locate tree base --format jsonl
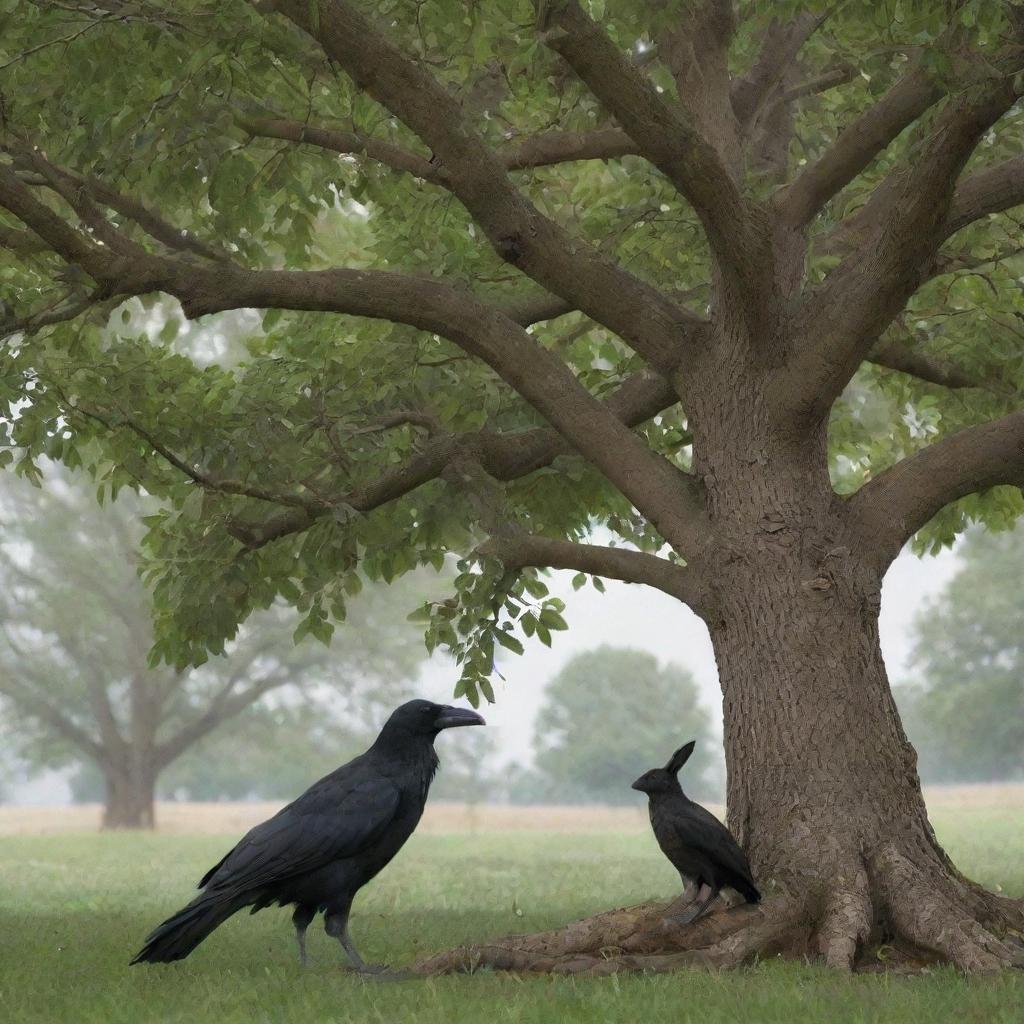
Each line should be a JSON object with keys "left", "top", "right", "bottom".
{"left": 414, "top": 846, "right": 1024, "bottom": 976}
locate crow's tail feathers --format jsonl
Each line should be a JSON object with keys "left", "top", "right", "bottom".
{"left": 735, "top": 877, "right": 762, "bottom": 904}
{"left": 130, "top": 891, "right": 245, "bottom": 965}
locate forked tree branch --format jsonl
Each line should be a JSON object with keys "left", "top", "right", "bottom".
{"left": 656, "top": 0, "right": 741, "bottom": 173}
{"left": 260, "top": 0, "right": 700, "bottom": 376}
{"left": 535, "top": 0, "right": 766, "bottom": 311}
{"left": 155, "top": 671, "right": 290, "bottom": 768}
{"left": 787, "top": 68, "right": 1024, "bottom": 421}
{"left": 0, "top": 159, "right": 688, "bottom": 521}
{"left": 214, "top": 372, "right": 684, "bottom": 551}
{"left": 849, "top": 410, "right": 1024, "bottom": 566}
{"left": 731, "top": 12, "right": 825, "bottom": 128}
{"left": 777, "top": 64, "right": 942, "bottom": 227}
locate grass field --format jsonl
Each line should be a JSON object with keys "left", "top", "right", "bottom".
{"left": 1, "top": 789, "right": 1022, "bottom": 1024}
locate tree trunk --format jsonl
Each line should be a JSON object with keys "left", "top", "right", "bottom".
{"left": 711, "top": 542, "right": 1021, "bottom": 972}
{"left": 102, "top": 766, "right": 156, "bottom": 830}
{"left": 416, "top": 443, "right": 1024, "bottom": 975}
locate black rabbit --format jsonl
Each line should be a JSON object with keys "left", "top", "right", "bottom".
{"left": 633, "top": 740, "right": 761, "bottom": 924}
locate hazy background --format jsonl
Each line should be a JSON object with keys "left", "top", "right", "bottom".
{"left": 1, "top": 470, "right": 965, "bottom": 810}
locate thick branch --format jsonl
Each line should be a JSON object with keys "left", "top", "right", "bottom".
{"left": 238, "top": 114, "right": 638, "bottom": 178}
{"left": 224, "top": 372, "right": 683, "bottom": 550}
{"left": 235, "top": 115, "right": 444, "bottom": 182}
{"left": 657, "top": 0, "right": 741, "bottom": 174}
{"left": 20, "top": 229, "right": 703, "bottom": 551}
{"left": 849, "top": 410, "right": 1024, "bottom": 566}
{"left": 780, "top": 64, "right": 858, "bottom": 104}
{"left": 501, "top": 126, "right": 637, "bottom": 170}
{"left": 0, "top": 163, "right": 103, "bottom": 266}
{"left": 866, "top": 335, "right": 1006, "bottom": 393}
{"left": 4, "top": 146, "right": 704, "bottom": 553}
{"left": 788, "top": 69, "right": 1024, "bottom": 420}
{"left": 0, "top": 222, "right": 48, "bottom": 254}
{"left": 536, "top": 0, "right": 761, "bottom": 298}
{"left": 261, "top": 0, "right": 698, "bottom": 376}
{"left": 778, "top": 65, "right": 942, "bottom": 227}
{"left": 731, "top": 13, "right": 824, "bottom": 128}
{"left": 478, "top": 533, "right": 709, "bottom": 616}
{"left": 943, "top": 156, "right": 1024, "bottom": 237}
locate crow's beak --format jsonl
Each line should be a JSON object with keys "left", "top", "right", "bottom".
{"left": 434, "top": 706, "right": 486, "bottom": 730}
{"left": 630, "top": 777, "right": 644, "bottom": 791}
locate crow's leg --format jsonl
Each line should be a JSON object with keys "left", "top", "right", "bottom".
{"left": 324, "top": 907, "right": 388, "bottom": 974}
{"left": 667, "top": 884, "right": 721, "bottom": 926}
{"left": 678, "top": 878, "right": 700, "bottom": 906}
{"left": 293, "top": 904, "right": 316, "bottom": 967}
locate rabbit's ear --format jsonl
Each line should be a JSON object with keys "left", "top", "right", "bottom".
{"left": 665, "top": 740, "right": 696, "bottom": 774}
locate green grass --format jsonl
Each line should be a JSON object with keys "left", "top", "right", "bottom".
{"left": 0, "top": 804, "right": 1021, "bottom": 1024}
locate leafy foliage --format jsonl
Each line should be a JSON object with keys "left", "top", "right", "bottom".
{"left": 0, "top": 0, "right": 1021, "bottom": 702}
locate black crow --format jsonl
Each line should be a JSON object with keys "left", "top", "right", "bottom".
{"left": 131, "top": 699, "right": 484, "bottom": 971}
{"left": 632, "top": 740, "right": 760, "bottom": 925}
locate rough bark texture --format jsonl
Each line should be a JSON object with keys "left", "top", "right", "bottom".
{"left": 413, "top": 362, "right": 1024, "bottom": 976}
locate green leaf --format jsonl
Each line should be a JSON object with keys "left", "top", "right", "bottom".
{"left": 495, "top": 630, "right": 524, "bottom": 655}
{"left": 540, "top": 608, "right": 568, "bottom": 631}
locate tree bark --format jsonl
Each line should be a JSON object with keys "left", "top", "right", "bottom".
{"left": 101, "top": 764, "right": 156, "bottom": 830}
{"left": 416, "top": 415, "right": 1024, "bottom": 976}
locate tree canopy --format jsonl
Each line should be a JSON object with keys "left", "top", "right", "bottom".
{"left": 1, "top": 1, "right": 1021, "bottom": 706}
{"left": 3, "top": 0, "right": 1024, "bottom": 973}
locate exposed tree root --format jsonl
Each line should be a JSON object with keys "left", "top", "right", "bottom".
{"left": 815, "top": 863, "right": 872, "bottom": 971}
{"left": 870, "top": 844, "right": 1024, "bottom": 974}
{"left": 412, "top": 846, "right": 1023, "bottom": 977}
{"left": 965, "top": 882, "right": 1024, "bottom": 934}
{"left": 413, "top": 895, "right": 808, "bottom": 976}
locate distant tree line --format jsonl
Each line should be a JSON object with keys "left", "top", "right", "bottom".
{"left": 897, "top": 528, "right": 1024, "bottom": 783}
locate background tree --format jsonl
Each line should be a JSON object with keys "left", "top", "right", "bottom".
{"left": 898, "top": 529, "right": 1024, "bottom": 783}
{"left": 1, "top": 0, "right": 1024, "bottom": 970}
{"left": 0, "top": 470, "right": 429, "bottom": 827}
{"left": 531, "top": 647, "right": 716, "bottom": 804}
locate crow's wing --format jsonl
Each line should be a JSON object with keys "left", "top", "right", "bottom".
{"left": 672, "top": 802, "right": 754, "bottom": 882}
{"left": 201, "top": 776, "right": 401, "bottom": 896}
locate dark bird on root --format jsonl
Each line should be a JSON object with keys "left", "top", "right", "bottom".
{"left": 130, "top": 699, "right": 484, "bottom": 972}
{"left": 632, "top": 740, "right": 761, "bottom": 925}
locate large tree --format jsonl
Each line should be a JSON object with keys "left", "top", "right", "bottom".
{"left": 0, "top": 470, "right": 426, "bottom": 827}
{"left": 1, "top": 0, "right": 1023, "bottom": 971}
